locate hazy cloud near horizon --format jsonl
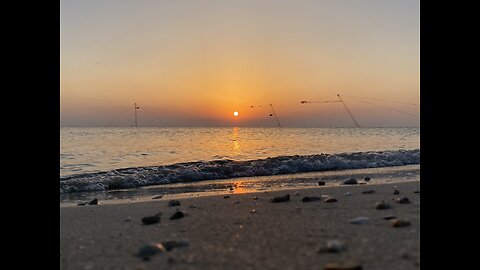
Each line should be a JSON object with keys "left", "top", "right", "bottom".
{"left": 61, "top": 0, "right": 419, "bottom": 127}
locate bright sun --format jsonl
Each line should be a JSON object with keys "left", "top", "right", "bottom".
{"left": 233, "top": 111, "right": 239, "bottom": 117}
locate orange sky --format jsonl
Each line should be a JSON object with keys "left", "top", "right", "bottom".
{"left": 61, "top": 0, "right": 419, "bottom": 127}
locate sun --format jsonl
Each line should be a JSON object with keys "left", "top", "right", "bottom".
{"left": 233, "top": 111, "right": 239, "bottom": 117}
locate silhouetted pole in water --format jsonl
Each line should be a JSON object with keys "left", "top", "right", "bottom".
{"left": 134, "top": 103, "right": 140, "bottom": 127}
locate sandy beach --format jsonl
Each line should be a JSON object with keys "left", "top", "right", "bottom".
{"left": 60, "top": 180, "right": 420, "bottom": 270}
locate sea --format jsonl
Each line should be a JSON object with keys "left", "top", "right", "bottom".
{"left": 60, "top": 127, "right": 419, "bottom": 201}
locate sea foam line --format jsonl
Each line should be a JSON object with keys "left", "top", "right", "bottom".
{"left": 60, "top": 149, "right": 420, "bottom": 194}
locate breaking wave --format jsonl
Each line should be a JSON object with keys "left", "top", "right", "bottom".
{"left": 60, "top": 149, "right": 419, "bottom": 193}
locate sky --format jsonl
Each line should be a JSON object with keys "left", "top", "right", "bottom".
{"left": 60, "top": 0, "right": 419, "bottom": 127}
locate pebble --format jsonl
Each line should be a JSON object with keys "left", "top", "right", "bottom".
{"left": 323, "top": 262, "right": 363, "bottom": 270}
{"left": 137, "top": 243, "right": 166, "bottom": 260}
{"left": 383, "top": 216, "right": 396, "bottom": 220}
{"left": 88, "top": 199, "right": 98, "bottom": 205}
{"left": 77, "top": 202, "right": 86, "bottom": 206}
{"left": 161, "top": 240, "right": 189, "bottom": 251}
{"left": 318, "top": 181, "right": 326, "bottom": 186}
{"left": 229, "top": 187, "right": 234, "bottom": 191}
{"left": 253, "top": 197, "right": 258, "bottom": 200}
{"left": 359, "top": 183, "right": 367, "bottom": 185}
{"left": 361, "top": 190, "right": 375, "bottom": 194}
{"left": 363, "top": 176, "right": 371, "bottom": 182}
{"left": 325, "top": 197, "right": 338, "bottom": 203}
{"left": 396, "top": 197, "right": 411, "bottom": 204}
{"left": 124, "top": 217, "right": 132, "bottom": 222}
{"left": 390, "top": 219, "right": 411, "bottom": 227}
{"left": 294, "top": 191, "right": 300, "bottom": 196}
{"left": 223, "top": 195, "right": 230, "bottom": 199}
{"left": 170, "top": 211, "right": 185, "bottom": 220}
{"left": 375, "top": 202, "right": 391, "bottom": 210}
{"left": 414, "top": 190, "right": 420, "bottom": 194}
{"left": 318, "top": 240, "right": 347, "bottom": 253}
{"left": 393, "top": 190, "right": 400, "bottom": 195}
{"left": 349, "top": 217, "right": 369, "bottom": 225}
{"left": 302, "top": 196, "right": 321, "bottom": 202}
{"left": 168, "top": 200, "right": 181, "bottom": 207}
{"left": 344, "top": 192, "right": 352, "bottom": 196}
{"left": 343, "top": 179, "right": 358, "bottom": 185}
{"left": 142, "top": 214, "right": 161, "bottom": 225}
{"left": 270, "top": 194, "right": 290, "bottom": 203}
{"left": 250, "top": 209, "right": 257, "bottom": 214}
{"left": 152, "top": 195, "right": 164, "bottom": 200}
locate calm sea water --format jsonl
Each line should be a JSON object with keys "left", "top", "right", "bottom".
{"left": 60, "top": 127, "right": 419, "bottom": 177}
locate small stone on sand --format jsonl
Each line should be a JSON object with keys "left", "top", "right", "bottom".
{"left": 393, "top": 190, "right": 400, "bottom": 195}
{"left": 390, "top": 219, "right": 411, "bottom": 227}
{"left": 323, "top": 262, "right": 363, "bottom": 270}
{"left": 383, "top": 216, "right": 396, "bottom": 220}
{"left": 396, "top": 197, "right": 411, "bottom": 204}
{"left": 142, "top": 214, "right": 161, "bottom": 225}
{"left": 137, "top": 243, "right": 166, "bottom": 260}
{"left": 250, "top": 209, "right": 257, "bottom": 213}
{"left": 88, "top": 199, "right": 98, "bottom": 205}
{"left": 223, "top": 195, "right": 230, "bottom": 199}
{"left": 344, "top": 192, "right": 352, "bottom": 196}
{"left": 325, "top": 197, "right": 338, "bottom": 203}
{"left": 318, "top": 240, "right": 347, "bottom": 253}
{"left": 270, "top": 194, "right": 290, "bottom": 203}
{"left": 170, "top": 210, "right": 184, "bottom": 220}
{"left": 168, "top": 200, "right": 181, "bottom": 207}
{"left": 161, "top": 240, "right": 189, "bottom": 251}
{"left": 375, "top": 202, "right": 391, "bottom": 210}
{"left": 253, "top": 197, "right": 258, "bottom": 200}
{"left": 414, "top": 190, "right": 420, "bottom": 194}
{"left": 152, "top": 195, "right": 163, "bottom": 200}
{"left": 361, "top": 190, "right": 375, "bottom": 194}
{"left": 318, "top": 181, "right": 326, "bottom": 186}
{"left": 349, "top": 217, "right": 369, "bottom": 225}
{"left": 343, "top": 179, "right": 358, "bottom": 185}
{"left": 364, "top": 176, "right": 371, "bottom": 182}
{"left": 77, "top": 202, "right": 86, "bottom": 206}
{"left": 294, "top": 191, "right": 300, "bottom": 196}
{"left": 302, "top": 196, "right": 321, "bottom": 202}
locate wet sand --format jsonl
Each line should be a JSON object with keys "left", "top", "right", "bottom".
{"left": 60, "top": 181, "right": 420, "bottom": 270}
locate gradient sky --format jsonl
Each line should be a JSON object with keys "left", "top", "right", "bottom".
{"left": 61, "top": 0, "right": 419, "bottom": 127}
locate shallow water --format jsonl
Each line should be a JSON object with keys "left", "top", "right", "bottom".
{"left": 61, "top": 127, "right": 419, "bottom": 177}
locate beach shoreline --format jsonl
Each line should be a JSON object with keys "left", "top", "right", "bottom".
{"left": 60, "top": 179, "right": 420, "bottom": 270}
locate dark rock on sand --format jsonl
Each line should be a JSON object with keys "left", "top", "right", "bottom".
{"left": 88, "top": 199, "right": 98, "bottom": 205}
{"left": 170, "top": 211, "right": 185, "bottom": 220}
{"left": 137, "top": 243, "right": 166, "bottom": 260}
{"left": 302, "top": 196, "right": 322, "bottom": 202}
{"left": 152, "top": 195, "right": 163, "bottom": 200}
{"left": 390, "top": 219, "right": 411, "bottom": 227}
{"left": 375, "top": 202, "right": 391, "bottom": 210}
{"left": 168, "top": 200, "right": 181, "bottom": 207}
{"left": 364, "top": 176, "right": 371, "bottom": 182}
{"left": 250, "top": 209, "right": 257, "bottom": 213}
{"left": 142, "top": 214, "right": 161, "bottom": 225}
{"left": 396, "top": 197, "right": 411, "bottom": 204}
{"left": 325, "top": 197, "right": 338, "bottom": 203}
{"left": 253, "top": 197, "right": 258, "bottom": 200}
{"left": 349, "top": 217, "right": 369, "bottom": 225}
{"left": 343, "top": 179, "right": 358, "bottom": 185}
{"left": 414, "top": 190, "right": 420, "bottom": 194}
{"left": 318, "top": 181, "right": 326, "bottom": 186}
{"left": 161, "top": 240, "right": 189, "bottom": 251}
{"left": 77, "top": 202, "right": 86, "bottom": 206}
{"left": 318, "top": 240, "right": 347, "bottom": 253}
{"left": 383, "top": 216, "right": 396, "bottom": 220}
{"left": 271, "top": 194, "right": 290, "bottom": 203}
{"left": 393, "top": 190, "right": 400, "bottom": 195}
{"left": 361, "top": 190, "right": 375, "bottom": 194}
{"left": 224, "top": 195, "right": 230, "bottom": 199}
{"left": 323, "top": 262, "right": 363, "bottom": 270}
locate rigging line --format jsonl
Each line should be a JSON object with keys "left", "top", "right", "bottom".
{"left": 351, "top": 98, "right": 420, "bottom": 118}
{"left": 106, "top": 107, "right": 132, "bottom": 127}
{"left": 342, "top": 94, "right": 419, "bottom": 106}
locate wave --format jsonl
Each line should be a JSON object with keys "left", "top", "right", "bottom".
{"left": 60, "top": 149, "right": 420, "bottom": 194}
